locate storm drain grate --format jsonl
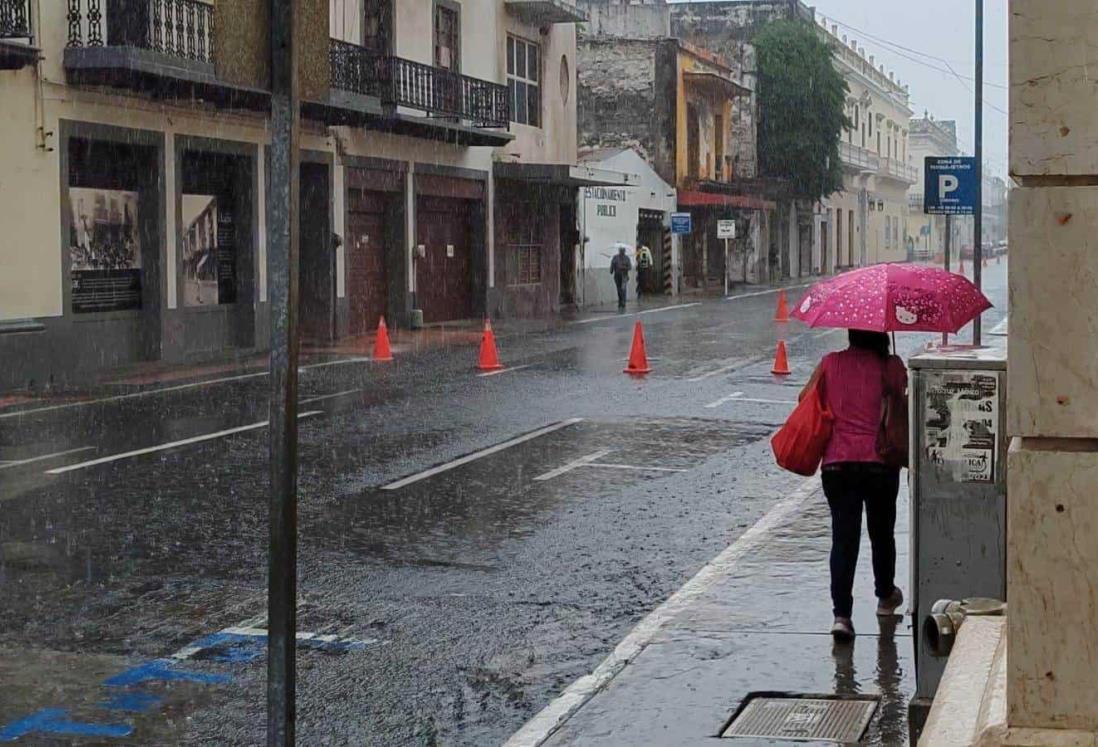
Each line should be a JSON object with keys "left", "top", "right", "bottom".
{"left": 722, "top": 695, "right": 878, "bottom": 742}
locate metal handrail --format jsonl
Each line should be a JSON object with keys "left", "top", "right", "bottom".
{"left": 0, "top": 0, "right": 30, "bottom": 39}
{"left": 330, "top": 40, "right": 510, "bottom": 129}
{"left": 66, "top": 0, "right": 215, "bottom": 64}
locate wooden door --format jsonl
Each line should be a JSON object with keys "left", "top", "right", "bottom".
{"left": 346, "top": 190, "right": 388, "bottom": 336}
{"left": 416, "top": 197, "right": 472, "bottom": 323}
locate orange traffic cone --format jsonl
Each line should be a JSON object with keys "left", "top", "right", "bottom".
{"left": 771, "top": 340, "right": 791, "bottom": 376}
{"left": 373, "top": 316, "right": 393, "bottom": 361}
{"left": 477, "top": 318, "right": 504, "bottom": 371}
{"left": 623, "top": 321, "right": 652, "bottom": 375}
{"left": 774, "top": 289, "right": 790, "bottom": 322}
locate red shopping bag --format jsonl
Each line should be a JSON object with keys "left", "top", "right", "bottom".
{"left": 771, "top": 378, "right": 833, "bottom": 476}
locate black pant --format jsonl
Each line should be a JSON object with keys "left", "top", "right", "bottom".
{"left": 821, "top": 463, "right": 900, "bottom": 618}
{"left": 614, "top": 274, "right": 627, "bottom": 308}
{"left": 636, "top": 267, "right": 648, "bottom": 296}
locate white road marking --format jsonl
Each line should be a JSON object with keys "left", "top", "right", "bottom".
{"left": 477, "top": 364, "right": 533, "bottom": 378}
{"left": 0, "top": 446, "right": 96, "bottom": 471}
{"left": 571, "top": 303, "right": 701, "bottom": 325}
{"left": 0, "top": 371, "right": 270, "bottom": 420}
{"left": 704, "top": 392, "right": 744, "bottom": 408}
{"left": 989, "top": 318, "right": 1008, "bottom": 336}
{"left": 45, "top": 411, "right": 323, "bottom": 475}
{"left": 503, "top": 475, "right": 823, "bottom": 747}
{"left": 724, "top": 282, "right": 811, "bottom": 301}
{"left": 733, "top": 397, "right": 798, "bottom": 405}
{"left": 300, "top": 356, "right": 373, "bottom": 369}
{"left": 170, "top": 623, "right": 381, "bottom": 661}
{"left": 382, "top": 418, "right": 584, "bottom": 490}
{"left": 0, "top": 357, "right": 375, "bottom": 421}
{"left": 687, "top": 360, "right": 749, "bottom": 382}
{"left": 533, "top": 449, "right": 614, "bottom": 481}
{"left": 300, "top": 388, "right": 362, "bottom": 404}
{"left": 581, "top": 463, "right": 686, "bottom": 473}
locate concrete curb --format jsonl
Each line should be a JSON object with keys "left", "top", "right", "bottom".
{"left": 503, "top": 475, "right": 822, "bottom": 747}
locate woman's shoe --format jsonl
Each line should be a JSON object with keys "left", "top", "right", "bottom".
{"left": 876, "top": 587, "right": 904, "bottom": 617}
{"left": 830, "top": 617, "right": 855, "bottom": 642}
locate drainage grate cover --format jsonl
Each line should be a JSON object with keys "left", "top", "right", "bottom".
{"left": 722, "top": 695, "right": 878, "bottom": 743}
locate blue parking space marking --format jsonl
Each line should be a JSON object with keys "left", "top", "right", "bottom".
{"left": 104, "top": 659, "right": 232, "bottom": 687}
{"left": 0, "top": 621, "right": 380, "bottom": 742}
{"left": 98, "top": 693, "right": 163, "bottom": 713}
{"left": 0, "top": 709, "right": 133, "bottom": 741}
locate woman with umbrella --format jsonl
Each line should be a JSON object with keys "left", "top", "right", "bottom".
{"left": 791, "top": 264, "right": 992, "bottom": 642}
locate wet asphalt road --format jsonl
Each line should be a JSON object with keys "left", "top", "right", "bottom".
{"left": 0, "top": 264, "right": 1008, "bottom": 745}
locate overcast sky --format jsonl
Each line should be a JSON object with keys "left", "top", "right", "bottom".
{"left": 808, "top": 0, "right": 1009, "bottom": 179}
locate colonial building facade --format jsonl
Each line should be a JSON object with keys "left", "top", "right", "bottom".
{"left": 816, "top": 14, "right": 917, "bottom": 273}
{"left": 0, "top": 0, "right": 614, "bottom": 389}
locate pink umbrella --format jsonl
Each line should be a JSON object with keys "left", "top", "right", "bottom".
{"left": 792, "top": 263, "right": 992, "bottom": 333}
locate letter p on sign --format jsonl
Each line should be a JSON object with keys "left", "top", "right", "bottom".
{"left": 939, "top": 174, "right": 959, "bottom": 198}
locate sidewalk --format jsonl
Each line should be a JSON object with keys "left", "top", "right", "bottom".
{"left": 508, "top": 477, "right": 914, "bottom": 747}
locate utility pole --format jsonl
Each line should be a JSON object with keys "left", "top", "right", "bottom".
{"left": 267, "top": 0, "right": 300, "bottom": 743}
{"left": 973, "top": 0, "right": 984, "bottom": 345}
{"left": 943, "top": 215, "right": 952, "bottom": 346}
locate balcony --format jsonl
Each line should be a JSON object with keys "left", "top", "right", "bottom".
{"left": 839, "top": 141, "right": 879, "bottom": 172}
{"left": 328, "top": 39, "right": 512, "bottom": 146}
{"left": 504, "top": 0, "right": 586, "bottom": 25}
{"left": 0, "top": 0, "right": 38, "bottom": 69}
{"left": 63, "top": 0, "right": 266, "bottom": 110}
{"left": 882, "top": 157, "right": 919, "bottom": 184}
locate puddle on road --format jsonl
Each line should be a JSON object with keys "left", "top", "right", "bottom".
{"left": 304, "top": 418, "right": 774, "bottom": 566}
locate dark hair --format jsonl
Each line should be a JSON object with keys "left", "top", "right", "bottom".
{"left": 848, "top": 329, "right": 890, "bottom": 359}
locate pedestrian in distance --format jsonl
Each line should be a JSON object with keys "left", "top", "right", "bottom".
{"left": 610, "top": 245, "right": 632, "bottom": 311}
{"left": 635, "top": 242, "right": 653, "bottom": 298}
{"left": 800, "top": 329, "right": 908, "bottom": 642}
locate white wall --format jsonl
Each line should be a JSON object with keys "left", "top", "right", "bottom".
{"left": 578, "top": 149, "right": 677, "bottom": 308}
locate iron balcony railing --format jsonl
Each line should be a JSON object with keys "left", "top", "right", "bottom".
{"left": 1, "top": 0, "right": 30, "bottom": 38}
{"left": 66, "top": 0, "right": 214, "bottom": 64}
{"left": 883, "top": 158, "right": 919, "bottom": 183}
{"left": 330, "top": 39, "right": 510, "bottom": 129}
{"left": 908, "top": 192, "right": 924, "bottom": 209}
{"left": 838, "top": 141, "right": 880, "bottom": 171}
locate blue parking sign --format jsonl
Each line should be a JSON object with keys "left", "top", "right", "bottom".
{"left": 670, "top": 212, "right": 692, "bottom": 235}
{"left": 923, "top": 157, "right": 977, "bottom": 215}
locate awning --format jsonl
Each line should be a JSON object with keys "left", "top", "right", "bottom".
{"left": 678, "top": 190, "right": 774, "bottom": 211}
{"left": 494, "top": 162, "right": 638, "bottom": 187}
{"left": 683, "top": 71, "right": 752, "bottom": 99}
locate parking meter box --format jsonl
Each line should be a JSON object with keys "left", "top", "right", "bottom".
{"left": 907, "top": 346, "right": 1007, "bottom": 737}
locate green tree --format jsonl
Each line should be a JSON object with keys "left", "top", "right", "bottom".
{"left": 754, "top": 20, "right": 850, "bottom": 201}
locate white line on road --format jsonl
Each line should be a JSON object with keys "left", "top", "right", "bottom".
{"left": 571, "top": 303, "right": 701, "bottom": 325}
{"left": 300, "top": 388, "right": 362, "bottom": 404}
{"left": 989, "top": 318, "right": 1008, "bottom": 336}
{"left": 687, "top": 360, "right": 749, "bottom": 382}
{"left": 0, "top": 371, "right": 270, "bottom": 421}
{"left": 703, "top": 392, "right": 744, "bottom": 408}
{"left": 477, "top": 364, "right": 533, "bottom": 378}
{"left": 733, "top": 397, "right": 798, "bottom": 405}
{"left": 581, "top": 463, "right": 686, "bottom": 473}
{"left": 45, "top": 411, "right": 323, "bottom": 475}
{"left": 502, "top": 475, "right": 823, "bottom": 747}
{"left": 382, "top": 418, "right": 584, "bottom": 490}
{"left": 0, "top": 446, "right": 96, "bottom": 471}
{"left": 724, "top": 283, "right": 811, "bottom": 301}
{"left": 0, "top": 357, "right": 375, "bottom": 421}
{"left": 533, "top": 449, "right": 614, "bottom": 481}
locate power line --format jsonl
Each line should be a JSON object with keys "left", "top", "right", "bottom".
{"left": 825, "top": 17, "right": 1008, "bottom": 91}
